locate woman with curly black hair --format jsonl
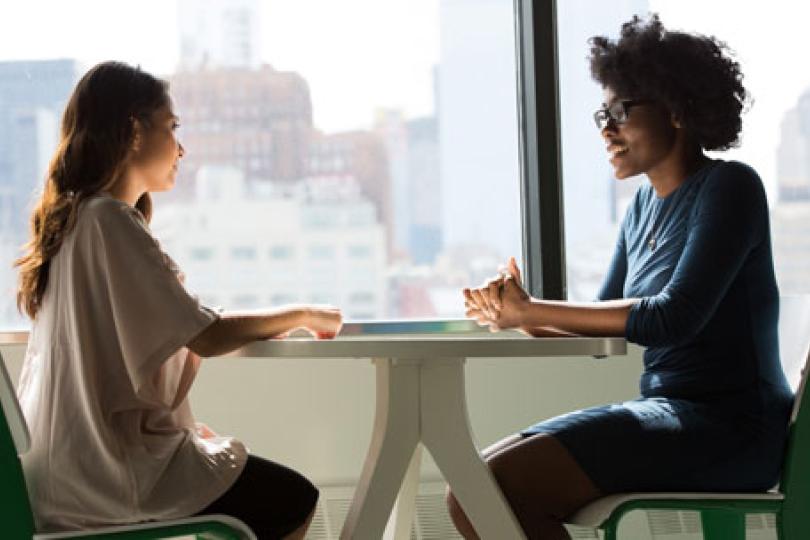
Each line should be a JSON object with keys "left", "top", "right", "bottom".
{"left": 451, "top": 14, "right": 793, "bottom": 540}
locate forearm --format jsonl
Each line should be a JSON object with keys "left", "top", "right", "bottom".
{"left": 520, "top": 298, "right": 639, "bottom": 337}
{"left": 188, "top": 307, "right": 308, "bottom": 357}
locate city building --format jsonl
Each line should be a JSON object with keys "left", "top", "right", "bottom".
{"left": 373, "top": 109, "right": 442, "bottom": 265}
{"left": 404, "top": 115, "right": 442, "bottom": 264}
{"left": 169, "top": 65, "right": 315, "bottom": 196}
{"left": 307, "top": 129, "right": 393, "bottom": 259}
{"left": 178, "top": 0, "right": 262, "bottom": 70}
{"left": 772, "top": 201, "right": 810, "bottom": 295}
{"left": 0, "top": 59, "right": 78, "bottom": 238}
{"left": 777, "top": 89, "right": 810, "bottom": 202}
{"left": 152, "top": 165, "right": 387, "bottom": 320}
{"left": 772, "top": 91, "right": 810, "bottom": 295}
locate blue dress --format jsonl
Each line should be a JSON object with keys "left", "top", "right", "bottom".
{"left": 523, "top": 160, "right": 794, "bottom": 493}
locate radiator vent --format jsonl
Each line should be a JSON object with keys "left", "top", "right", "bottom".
{"left": 645, "top": 509, "right": 777, "bottom": 540}
{"left": 305, "top": 481, "right": 462, "bottom": 540}
{"left": 305, "top": 484, "right": 779, "bottom": 540}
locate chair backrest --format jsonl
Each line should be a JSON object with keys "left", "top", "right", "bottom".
{"left": 0, "top": 350, "right": 30, "bottom": 455}
{"left": 777, "top": 296, "right": 810, "bottom": 538}
{"left": 0, "top": 349, "right": 36, "bottom": 538}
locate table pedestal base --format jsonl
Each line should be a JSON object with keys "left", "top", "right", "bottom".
{"left": 340, "top": 358, "right": 526, "bottom": 540}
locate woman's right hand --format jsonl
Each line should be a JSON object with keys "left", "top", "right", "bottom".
{"left": 301, "top": 306, "right": 343, "bottom": 339}
{"left": 464, "top": 256, "right": 524, "bottom": 329}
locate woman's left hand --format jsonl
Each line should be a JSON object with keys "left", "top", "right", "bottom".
{"left": 488, "top": 274, "right": 531, "bottom": 330}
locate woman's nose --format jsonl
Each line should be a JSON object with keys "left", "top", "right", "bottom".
{"left": 178, "top": 142, "right": 185, "bottom": 158}
{"left": 601, "top": 119, "right": 619, "bottom": 137}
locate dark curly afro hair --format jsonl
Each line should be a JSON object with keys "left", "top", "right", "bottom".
{"left": 589, "top": 14, "right": 748, "bottom": 151}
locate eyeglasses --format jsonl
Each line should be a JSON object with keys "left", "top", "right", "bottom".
{"left": 593, "top": 99, "right": 652, "bottom": 129}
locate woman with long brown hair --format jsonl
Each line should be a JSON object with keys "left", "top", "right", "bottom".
{"left": 15, "top": 61, "right": 341, "bottom": 539}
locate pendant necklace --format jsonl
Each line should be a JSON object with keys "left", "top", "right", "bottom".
{"left": 647, "top": 197, "right": 676, "bottom": 250}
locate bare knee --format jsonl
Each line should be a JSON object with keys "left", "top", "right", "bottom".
{"left": 487, "top": 435, "right": 600, "bottom": 521}
{"left": 445, "top": 488, "right": 460, "bottom": 521}
{"left": 445, "top": 487, "right": 480, "bottom": 540}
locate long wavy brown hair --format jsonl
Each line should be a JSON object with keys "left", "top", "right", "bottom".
{"left": 15, "top": 61, "right": 169, "bottom": 319}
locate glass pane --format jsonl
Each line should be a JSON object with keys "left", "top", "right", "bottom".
{"left": 557, "top": 0, "right": 649, "bottom": 301}
{"left": 559, "top": 0, "right": 810, "bottom": 300}
{"left": 0, "top": 0, "right": 522, "bottom": 329}
{"left": 647, "top": 1, "right": 810, "bottom": 298}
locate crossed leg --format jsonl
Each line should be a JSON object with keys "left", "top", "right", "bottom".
{"left": 446, "top": 433, "right": 601, "bottom": 540}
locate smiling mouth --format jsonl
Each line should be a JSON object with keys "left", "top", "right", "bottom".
{"left": 608, "top": 146, "right": 629, "bottom": 158}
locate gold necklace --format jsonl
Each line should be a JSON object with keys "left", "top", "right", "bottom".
{"left": 647, "top": 197, "right": 676, "bottom": 250}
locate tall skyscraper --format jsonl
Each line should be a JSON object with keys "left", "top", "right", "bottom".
{"left": 0, "top": 59, "right": 78, "bottom": 238}
{"left": 372, "top": 109, "right": 442, "bottom": 264}
{"left": 373, "top": 109, "right": 410, "bottom": 257}
{"left": 776, "top": 90, "right": 810, "bottom": 202}
{"left": 405, "top": 115, "right": 442, "bottom": 264}
{"left": 772, "top": 90, "right": 810, "bottom": 294}
{"left": 178, "top": 0, "right": 262, "bottom": 70}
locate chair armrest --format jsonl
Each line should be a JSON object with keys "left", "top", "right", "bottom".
{"left": 33, "top": 514, "right": 256, "bottom": 540}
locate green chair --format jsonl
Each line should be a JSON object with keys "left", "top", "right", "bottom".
{"left": 567, "top": 295, "right": 810, "bottom": 540}
{"left": 0, "top": 349, "right": 255, "bottom": 540}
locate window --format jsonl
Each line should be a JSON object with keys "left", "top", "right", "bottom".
{"left": 557, "top": 1, "right": 810, "bottom": 301}
{"left": 190, "top": 247, "right": 215, "bottom": 261}
{"left": 644, "top": 1, "right": 810, "bottom": 299}
{"left": 349, "top": 292, "right": 375, "bottom": 304}
{"left": 232, "top": 294, "right": 259, "bottom": 308}
{"left": 308, "top": 245, "right": 335, "bottom": 261}
{"left": 269, "top": 245, "right": 296, "bottom": 260}
{"left": 558, "top": 0, "right": 810, "bottom": 308}
{"left": 0, "top": 0, "right": 523, "bottom": 327}
{"left": 309, "top": 293, "right": 336, "bottom": 304}
{"left": 270, "top": 293, "right": 298, "bottom": 305}
{"left": 231, "top": 246, "right": 257, "bottom": 260}
{"left": 554, "top": 2, "right": 646, "bottom": 301}
{"left": 347, "top": 245, "right": 372, "bottom": 259}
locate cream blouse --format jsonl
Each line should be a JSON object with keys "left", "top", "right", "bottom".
{"left": 17, "top": 194, "right": 246, "bottom": 532}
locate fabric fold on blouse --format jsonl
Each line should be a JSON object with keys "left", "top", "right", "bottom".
{"left": 17, "top": 194, "right": 247, "bottom": 532}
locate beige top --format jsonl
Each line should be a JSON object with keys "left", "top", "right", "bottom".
{"left": 17, "top": 194, "right": 246, "bottom": 532}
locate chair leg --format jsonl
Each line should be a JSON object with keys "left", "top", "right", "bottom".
{"left": 700, "top": 509, "right": 745, "bottom": 540}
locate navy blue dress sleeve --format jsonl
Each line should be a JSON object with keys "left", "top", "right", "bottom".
{"left": 597, "top": 219, "right": 627, "bottom": 301}
{"left": 626, "top": 162, "right": 767, "bottom": 347}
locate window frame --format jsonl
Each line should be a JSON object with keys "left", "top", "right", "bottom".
{"left": 516, "top": 0, "right": 567, "bottom": 301}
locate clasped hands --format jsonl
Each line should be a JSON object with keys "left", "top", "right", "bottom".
{"left": 463, "top": 256, "right": 531, "bottom": 332}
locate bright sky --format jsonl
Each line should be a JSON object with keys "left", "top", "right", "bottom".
{"left": 0, "top": 0, "right": 438, "bottom": 133}
{"left": 1, "top": 0, "right": 809, "bottom": 192}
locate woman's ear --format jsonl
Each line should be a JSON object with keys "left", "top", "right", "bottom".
{"left": 671, "top": 112, "right": 683, "bottom": 129}
{"left": 130, "top": 118, "right": 143, "bottom": 153}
